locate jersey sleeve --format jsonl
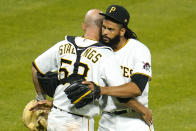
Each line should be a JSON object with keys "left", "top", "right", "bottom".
{"left": 132, "top": 44, "right": 152, "bottom": 78}
{"left": 100, "top": 52, "right": 125, "bottom": 86}
{"left": 33, "top": 42, "right": 61, "bottom": 74}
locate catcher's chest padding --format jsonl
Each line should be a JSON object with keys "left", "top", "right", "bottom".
{"left": 66, "top": 36, "right": 106, "bottom": 74}
{"left": 60, "top": 36, "right": 107, "bottom": 84}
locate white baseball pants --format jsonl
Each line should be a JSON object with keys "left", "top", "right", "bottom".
{"left": 47, "top": 107, "right": 94, "bottom": 131}
{"left": 98, "top": 112, "right": 154, "bottom": 131}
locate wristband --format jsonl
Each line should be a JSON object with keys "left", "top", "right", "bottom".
{"left": 36, "top": 93, "right": 46, "bottom": 101}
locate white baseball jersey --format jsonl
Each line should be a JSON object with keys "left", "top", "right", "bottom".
{"left": 99, "top": 39, "right": 153, "bottom": 131}
{"left": 34, "top": 36, "right": 125, "bottom": 117}
{"left": 101, "top": 38, "right": 152, "bottom": 111}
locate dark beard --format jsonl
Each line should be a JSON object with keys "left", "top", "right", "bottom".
{"left": 99, "top": 34, "right": 120, "bottom": 49}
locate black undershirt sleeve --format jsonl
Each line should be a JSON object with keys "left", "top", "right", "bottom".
{"left": 116, "top": 74, "right": 149, "bottom": 103}
{"left": 131, "top": 74, "right": 149, "bottom": 93}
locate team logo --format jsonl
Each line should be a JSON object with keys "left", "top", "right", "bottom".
{"left": 143, "top": 62, "right": 151, "bottom": 72}
{"left": 109, "top": 7, "right": 116, "bottom": 13}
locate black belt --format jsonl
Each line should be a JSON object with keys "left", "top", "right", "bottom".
{"left": 53, "top": 105, "right": 83, "bottom": 117}
{"left": 105, "top": 109, "right": 135, "bottom": 115}
{"left": 113, "top": 110, "right": 128, "bottom": 115}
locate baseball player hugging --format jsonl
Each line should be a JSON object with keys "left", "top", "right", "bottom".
{"left": 27, "top": 6, "right": 155, "bottom": 131}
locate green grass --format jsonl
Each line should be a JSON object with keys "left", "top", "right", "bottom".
{"left": 0, "top": 0, "right": 195, "bottom": 130}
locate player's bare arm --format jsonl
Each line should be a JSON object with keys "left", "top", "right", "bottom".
{"left": 29, "top": 100, "right": 53, "bottom": 111}
{"left": 126, "top": 99, "right": 152, "bottom": 126}
{"left": 101, "top": 82, "right": 141, "bottom": 97}
{"left": 32, "top": 66, "right": 46, "bottom": 100}
{"left": 82, "top": 80, "right": 153, "bottom": 125}
{"left": 83, "top": 81, "right": 141, "bottom": 97}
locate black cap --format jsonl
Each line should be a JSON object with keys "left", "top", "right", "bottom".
{"left": 100, "top": 5, "right": 130, "bottom": 27}
{"left": 100, "top": 5, "right": 137, "bottom": 39}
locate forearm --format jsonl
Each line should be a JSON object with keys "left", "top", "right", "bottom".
{"left": 100, "top": 82, "right": 141, "bottom": 98}
{"left": 126, "top": 99, "right": 153, "bottom": 126}
{"left": 126, "top": 99, "right": 147, "bottom": 115}
{"left": 30, "top": 100, "right": 53, "bottom": 111}
{"left": 32, "top": 66, "right": 46, "bottom": 100}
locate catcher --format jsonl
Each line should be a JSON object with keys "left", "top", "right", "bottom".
{"left": 31, "top": 8, "right": 128, "bottom": 131}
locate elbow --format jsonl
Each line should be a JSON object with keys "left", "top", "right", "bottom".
{"left": 125, "top": 87, "right": 141, "bottom": 98}
{"left": 135, "top": 89, "right": 142, "bottom": 96}
{"left": 131, "top": 82, "right": 142, "bottom": 97}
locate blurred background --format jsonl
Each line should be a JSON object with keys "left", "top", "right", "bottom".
{"left": 0, "top": 0, "right": 195, "bottom": 130}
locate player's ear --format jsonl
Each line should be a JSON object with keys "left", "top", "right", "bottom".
{"left": 82, "top": 23, "right": 86, "bottom": 32}
{"left": 120, "top": 28, "right": 126, "bottom": 37}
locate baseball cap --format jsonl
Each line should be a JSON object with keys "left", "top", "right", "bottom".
{"left": 99, "top": 5, "right": 130, "bottom": 27}
{"left": 100, "top": 5, "right": 138, "bottom": 39}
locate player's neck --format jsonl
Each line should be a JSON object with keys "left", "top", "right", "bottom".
{"left": 84, "top": 28, "right": 99, "bottom": 41}
{"left": 114, "top": 37, "right": 128, "bottom": 52}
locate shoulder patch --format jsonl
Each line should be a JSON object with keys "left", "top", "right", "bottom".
{"left": 142, "top": 62, "right": 151, "bottom": 72}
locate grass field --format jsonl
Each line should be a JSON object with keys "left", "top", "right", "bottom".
{"left": 0, "top": 0, "right": 195, "bottom": 130}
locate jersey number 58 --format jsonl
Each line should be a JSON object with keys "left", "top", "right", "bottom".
{"left": 59, "top": 58, "right": 89, "bottom": 80}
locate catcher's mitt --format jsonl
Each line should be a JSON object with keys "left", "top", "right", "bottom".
{"left": 22, "top": 100, "right": 48, "bottom": 131}
{"left": 64, "top": 80, "right": 101, "bottom": 108}
{"left": 37, "top": 71, "right": 59, "bottom": 98}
